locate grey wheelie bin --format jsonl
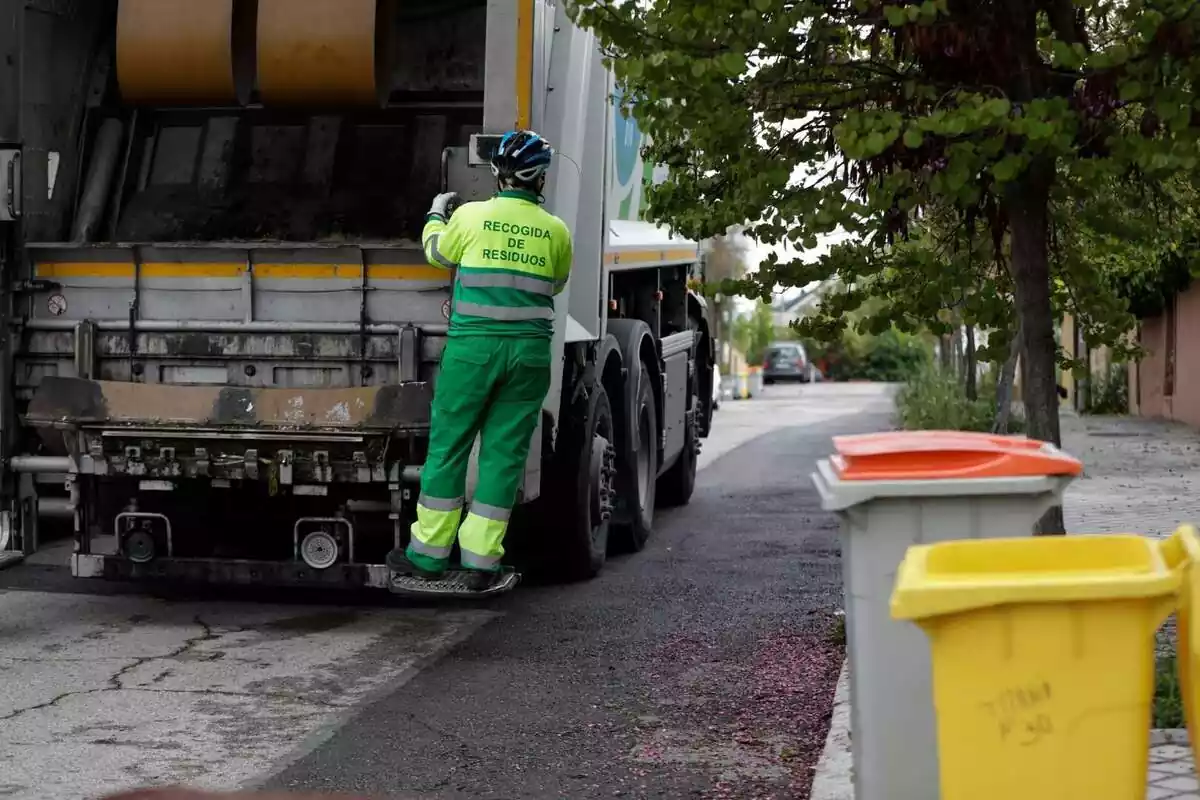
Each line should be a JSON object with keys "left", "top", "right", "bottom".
{"left": 811, "top": 430, "right": 1083, "bottom": 800}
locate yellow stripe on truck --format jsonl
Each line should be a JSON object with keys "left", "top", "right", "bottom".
{"left": 516, "top": 0, "right": 534, "bottom": 130}
{"left": 36, "top": 262, "right": 139, "bottom": 278}
{"left": 254, "top": 263, "right": 361, "bottom": 279}
{"left": 604, "top": 248, "right": 698, "bottom": 267}
{"left": 369, "top": 265, "right": 446, "bottom": 281}
{"left": 34, "top": 263, "right": 448, "bottom": 281}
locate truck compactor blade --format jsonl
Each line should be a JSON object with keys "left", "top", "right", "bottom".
{"left": 26, "top": 377, "right": 432, "bottom": 432}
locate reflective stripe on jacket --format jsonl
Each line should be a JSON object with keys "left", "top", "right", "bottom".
{"left": 422, "top": 190, "right": 573, "bottom": 338}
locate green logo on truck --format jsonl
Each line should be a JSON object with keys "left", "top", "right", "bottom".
{"left": 610, "top": 93, "right": 661, "bottom": 222}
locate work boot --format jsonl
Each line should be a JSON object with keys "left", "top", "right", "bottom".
{"left": 386, "top": 549, "right": 444, "bottom": 580}
{"left": 462, "top": 568, "right": 503, "bottom": 592}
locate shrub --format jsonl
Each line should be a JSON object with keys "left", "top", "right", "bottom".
{"left": 1084, "top": 364, "right": 1129, "bottom": 415}
{"left": 805, "top": 326, "right": 932, "bottom": 382}
{"left": 895, "top": 365, "right": 1026, "bottom": 434}
{"left": 1154, "top": 653, "right": 1184, "bottom": 729}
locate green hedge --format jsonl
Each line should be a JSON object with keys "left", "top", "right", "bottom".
{"left": 804, "top": 327, "right": 932, "bottom": 382}
{"left": 894, "top": 365, "right": 1025, "bottom": 433}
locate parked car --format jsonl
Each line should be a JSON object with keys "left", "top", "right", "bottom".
{"left": 763, "top": 342, "right": 815, "bottom": 384}
{"left": 712, "top": 364, "right": 721, "bottom": 410}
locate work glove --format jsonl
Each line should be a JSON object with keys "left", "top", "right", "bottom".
{"left": 428, "top": 192, "right": 462, "bottom": 222}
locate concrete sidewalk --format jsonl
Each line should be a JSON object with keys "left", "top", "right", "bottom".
{"left": 812, "top": 410, "right": 1200, "bottom": 800}
{"left": 1060, "top": 411, "right": 1200, "bottom": 539}
{"left": 1061, "top": 411, "right": 1200, "bottom": 798}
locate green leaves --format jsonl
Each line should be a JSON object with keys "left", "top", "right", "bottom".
{"left": 883, "top": 5, "right": 908, "bottom": 26}
{"left": 569, "top": 0, "right": 1200, "bottom": 367}
{"left": 719, "top": 50, "right": 746, "bottom": 76}
{"left": 1050, "top": 40, "right": 1088, "bottom": 70}
{"left": 982, "top": 98, "right": 1011, "bottom": 120}
{"left": 991, "top": 154, "right": 1026, "bottom": 183}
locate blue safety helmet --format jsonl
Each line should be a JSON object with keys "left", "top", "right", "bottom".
{"left": 491, "top": 130, "right": 554, "bottom": 186}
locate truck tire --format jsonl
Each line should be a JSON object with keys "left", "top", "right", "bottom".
{"left": 555, "top": 381, "right": 617, "bottom": 580}
{"left": 611, "top": 362, "right": 658, "bottom": 553}
{"left": 657, "top": 376, "right": 698, "bottom": 509}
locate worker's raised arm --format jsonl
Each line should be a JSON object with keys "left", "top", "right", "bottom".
{"left": 552, "top": 218, "right": 573, "bottom": 295}
{"left": 422, "top": 192, "right": 465, "bottom": 270}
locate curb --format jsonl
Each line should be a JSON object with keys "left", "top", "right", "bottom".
{"left": 0, "top": 551, "right": 24, "bottom": 571}
{"left": 807, "top": 658, "right": 1188, "bottom": 800}
{"left": 810, "top": 658, "right": 852, "bottom": 800}
{"left": 1151, "top": 729, "right": 1190, "bottom": 746}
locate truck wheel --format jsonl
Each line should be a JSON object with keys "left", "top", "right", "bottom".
{"left": 557, "top": 381, "right": 617, "bottom": 580}
{"left": 658, "top": 386, "right": 698, "bottom": 509}
{"left": 611, "top": 363, "right": 658, "bottom": 553}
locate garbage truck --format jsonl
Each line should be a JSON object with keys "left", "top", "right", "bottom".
{"left": 0, "top": 0, "right": 716, "bottom": 594}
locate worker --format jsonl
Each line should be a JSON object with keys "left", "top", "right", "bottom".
{"left": 387, "top": 130, "right": 573, "bottom": 592}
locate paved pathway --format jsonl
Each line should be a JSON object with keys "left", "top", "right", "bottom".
{"left": 1048, "top": 412, "right": 1198, "bottom": 799}
{"left": 1060, "top": 411, "right": 1200, "bottom": 538}
{"left": 1149, "top": 732, "right": 1200, "bottom": 800}
{"left": 813, "top": 409, "right": 1200, "bottom": 800}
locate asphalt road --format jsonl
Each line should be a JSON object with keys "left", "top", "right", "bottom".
{"left": 0, "top": 382, "right": 894, "bottom": 800}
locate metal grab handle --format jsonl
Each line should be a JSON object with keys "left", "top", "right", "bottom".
{"left": 5, "top": 151, "right": 20, "bottom": 220}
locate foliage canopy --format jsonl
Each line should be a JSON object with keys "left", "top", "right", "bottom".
{"left": 571, "top": 0, "right": 1200, "bottom": 457}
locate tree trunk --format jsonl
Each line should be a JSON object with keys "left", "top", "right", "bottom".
{"left": 964, "top": 325, "right": 977, "bottom": 401}
{"left": 950, "top": 327, "right": 962, "bottom": 378}
{"left": 1006, "top": 163, "right": 1065, "bottom": 535}
{"left": 992, "top": 328, "right": 1020, "bottom": 434}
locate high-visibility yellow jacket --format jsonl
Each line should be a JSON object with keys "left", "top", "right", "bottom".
{"left": 422, "top": 190, "right": 573, "bottom": 338}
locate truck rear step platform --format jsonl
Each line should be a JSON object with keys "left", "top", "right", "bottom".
{"left": 389, "top": 568, "right": 520, "bottom": 599}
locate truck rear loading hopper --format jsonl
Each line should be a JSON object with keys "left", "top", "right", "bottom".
{"left": 0, "top": 0, "right": 716, "bottom": 592}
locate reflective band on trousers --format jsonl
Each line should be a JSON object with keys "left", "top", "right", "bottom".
{"left": 469, "top": 501, "right": 512, "bottom": 522}
{"left": 427, "top": 234, "right": 457, "bottom": 269}
{"left": 454, "top": 300, "right": 554, "bottom": 321}
{"left": 461, "top": 548, "right": 503, "bottom": 570}
{"left": 457, "top": 271, "right": 555, "bottom": 296}
{"left": 408, "top": 537, "right": 452, "bottom": 559}
{"left": 418, "top": 493, "right": 464, "bottom": 512}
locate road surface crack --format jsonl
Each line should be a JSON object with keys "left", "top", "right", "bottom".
{"left": 0, "top": 617, "right": 283, "bottom": 723}
{"left": 122, "top": 687, "right": 348, "bottom": 708}
{"left": 0, "top": 690, "right": 80, "bottom": 722}
{"left": 109, "top": 616, "right": 218, "bottom": 690}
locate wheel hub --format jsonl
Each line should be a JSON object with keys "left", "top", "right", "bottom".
{"left": 300, "top": 529, "right": 340, "bottom": 570}
{"left": 124, "top": 530, "right": 157, "bottom": 564}
{"left": 590, "top": 434, "right": 617, "bottom": 523}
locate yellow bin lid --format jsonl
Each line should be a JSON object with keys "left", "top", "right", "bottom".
{"left": 890, "top": 534, "right": 1182, "bottom": 621}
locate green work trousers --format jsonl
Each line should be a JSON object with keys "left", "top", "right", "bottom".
{"left": 407, "top": 336, "right": 551, "bottom": 573}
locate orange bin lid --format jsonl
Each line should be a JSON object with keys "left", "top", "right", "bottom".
{"left": 831, "top": 430, "right": 1083, "bottom": 481}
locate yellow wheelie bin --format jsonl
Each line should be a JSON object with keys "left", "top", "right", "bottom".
{"left": 1167, "top": 525, "right": 1200, "bottom": 774}
{"left": 890, "top": 527, "right": 1199, "bottom": 800}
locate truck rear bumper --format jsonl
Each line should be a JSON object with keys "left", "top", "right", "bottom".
{"left": 72, "top": 553, "right": 391, "bottom": 590}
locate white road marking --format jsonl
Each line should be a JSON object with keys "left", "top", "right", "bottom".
{"left": 699, "top": 383, "right": 896, "bottom": 470}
